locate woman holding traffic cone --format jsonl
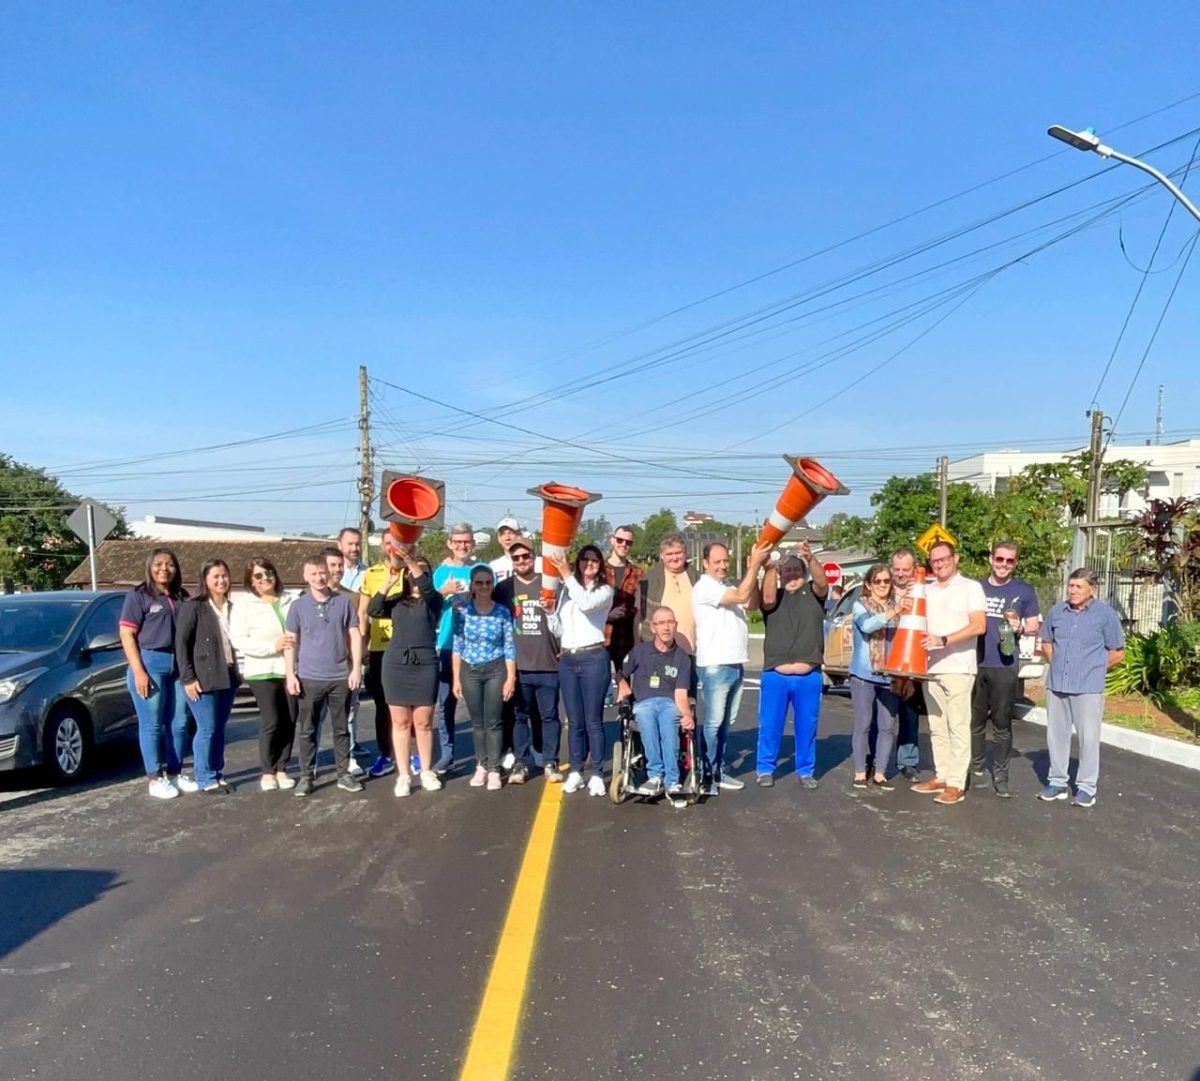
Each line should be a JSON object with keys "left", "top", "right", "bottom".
{"left": 849, "top": 564, "right": 902, "bottom": 792}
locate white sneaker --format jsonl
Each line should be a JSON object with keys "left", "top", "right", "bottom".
{"left": 501, "top": 751, "right": 516, "bottom": 770}
{"left": 260, "top": 774, "right": 278, "bottom": 791}
{"left": 394, "top": 773, "right": 412, "bottom": 798}
{"left": 274, "top": 772, "right": 296, "bottom": 790}
{"left": 469, "top": 765, "right": 488, "bottom": 788}
{"left": 587, "top": 775, "right": 606, "bottom": 797}
{"left": 563, "top": 771, "right": 584, "bottom": 793}
{"left": 420, "top": 770, "right": 443, "bottom": 792}
{"left": 348, "top": 759, "right": 366, "bottom": 777}
{"left": 148, "top": 777, "right": 178, "bottom": 800}
{"left": 173, "top": 774, "right": 199, "bottom": 794}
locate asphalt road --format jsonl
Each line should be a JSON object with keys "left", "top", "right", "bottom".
{"left": 2, "top": 686, "right": 1198, "bottom": 1081}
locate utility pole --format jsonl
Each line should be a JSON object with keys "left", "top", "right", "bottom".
{"left": 357, "top": 365, "right": 374, "bottom": 545}
{"left": 937, "top": 456, "right": 949, "bottom": 527}
{"left": 1085, "top": 408, "right": 1104, "bottom": 558}
{"left": 1155, "top": 384, "right": 1164, "bottom": 444}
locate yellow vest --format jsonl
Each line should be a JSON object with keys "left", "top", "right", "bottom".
{"left": 361, "top": 562, "right": 408, "bottom": 651}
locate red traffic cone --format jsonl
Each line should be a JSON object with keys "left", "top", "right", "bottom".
{"left": 528, "top": 482, "right": 601, "bottom": 609}
{"left": 757, "top": 456, "right": 849, "bottom": 547}
{"left": 880, "top": 568, "right": 929, "bottom": 679}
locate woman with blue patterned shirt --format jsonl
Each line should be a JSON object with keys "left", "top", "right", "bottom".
{"left": 452, "top": 565, "right": 517, "bottom": 790}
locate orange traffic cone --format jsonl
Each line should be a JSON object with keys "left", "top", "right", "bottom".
{"left": 757, "top": 455, "right": 849, "bottom": 547}
{"left": 528, "top": 482, "right": 602, "bottom": 608}
{"left": 880, "top": 567, "right": 929, "bottom": 679}
{"left": 380, "top": 475, "right": 443, "bottom": 548}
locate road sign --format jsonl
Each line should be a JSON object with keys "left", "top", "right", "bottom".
{"left": 67, "top": 499, "right": 118, "bottom": 544}
{"left": 915, "top": 522, "right": 957, "bottom": 556}
{"left": 67, "top": 499, "right": 118, "bottom": 592}
{"left": 821, "top": 561, "right": 843, "bottom": 587}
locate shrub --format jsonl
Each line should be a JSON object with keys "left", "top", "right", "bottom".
{"left": 1106, "top": 621, "right": 1200, "bottom": 704}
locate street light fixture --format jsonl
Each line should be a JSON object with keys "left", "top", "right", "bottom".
{"left": 1047, "top": 124, "right": 1200, "bottom": 223}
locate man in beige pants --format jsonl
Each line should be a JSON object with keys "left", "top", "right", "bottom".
{"left": 911, "top": 541, "right": 985, "bottom": 805}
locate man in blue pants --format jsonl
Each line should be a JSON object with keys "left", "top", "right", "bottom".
{"left": 755, "top": 545, "right": 829, "bottom": 789}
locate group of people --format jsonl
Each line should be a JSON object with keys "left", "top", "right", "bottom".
{"left": 116, "top": 517, "right": 1125, "bottom": 808}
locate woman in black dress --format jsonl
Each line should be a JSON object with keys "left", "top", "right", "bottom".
{"left": 367, "top": 542, "right": 445, "bottom": 798}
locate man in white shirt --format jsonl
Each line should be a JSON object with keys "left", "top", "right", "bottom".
{"left": 912, "top": 541, "right": 986, "bottom": 805}
{"left": 692, "top": 540, "right": 770, "bottom": 796}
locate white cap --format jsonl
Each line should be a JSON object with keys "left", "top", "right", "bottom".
{"left": 496, "top": 516, "right": 521, "bottom": 532}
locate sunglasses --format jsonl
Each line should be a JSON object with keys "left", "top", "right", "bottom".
{"left": 612, "top": 537, "right": 633, "bottom": 546}
{"left": 315, "top": 602, "right": 327, "bottom": 621}
{"left": 992, "top": 555, "right": 1016, "bottom": 565}
{"left": 872, "top": 577, "right": 892, "bottom": 585}
{"left": 252, "top": 569, "right": 276, "bottom": 581}
{"left": 511, "top": 553, "right": 534, "bottom": 561}
{"left": 580, "top": 557, "right": 601, "bottom": 565}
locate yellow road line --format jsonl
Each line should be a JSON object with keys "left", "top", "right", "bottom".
{"left": 458, "top": 780, "right": 565, "bottom": 1081}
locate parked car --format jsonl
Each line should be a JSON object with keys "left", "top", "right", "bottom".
{"left": 0, "top": 591, "right": 137, "bottom": 781}
{"left": 822, "top": 584, "right": 1046, "bottom": 688}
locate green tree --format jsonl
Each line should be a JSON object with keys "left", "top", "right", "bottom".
{"left": 0, "top": 454, "right": 128, "bottom": 591}
{"left": 865, "top": 473, "right": 996, "bottom": 574}
{"left": 632, "top": 508, "right": 679, "bottom": 563}
{"left": 821, "top": 512, "right": 874, "bottom": 552}
{"left": 577, "top": 515, "right": 612, "bottom": 550}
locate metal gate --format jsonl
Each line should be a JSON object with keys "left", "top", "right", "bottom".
{"left": 1069, "top": 524, "right": 1168, "bottom": 634}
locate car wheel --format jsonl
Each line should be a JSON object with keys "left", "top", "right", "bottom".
{"left": 44, "top": 705, "right": 91, "bottom": 783}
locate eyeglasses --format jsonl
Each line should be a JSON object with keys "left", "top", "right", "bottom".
{"left": 252, "top": 569, "right": 276, "bottom": 581}
{"left": 992, "top": 555, "right": 1016, "bottom": 565}
{"left": 930, "top": 556, "right": 953, "bottom": 566}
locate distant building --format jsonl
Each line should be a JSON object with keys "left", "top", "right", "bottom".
{"left": 948, "top": 439, "right": 1200, "bottom": 518}
{"left": 683, "top": 511, "right": 715, "bottom": 529}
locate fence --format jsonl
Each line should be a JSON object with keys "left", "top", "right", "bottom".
{"left": 1070, "top": 524, "right": 1169, "bottom": 634}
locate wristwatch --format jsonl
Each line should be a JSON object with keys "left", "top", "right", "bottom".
{"left": 940, "top": 635, "right": 948, "bottom": 648}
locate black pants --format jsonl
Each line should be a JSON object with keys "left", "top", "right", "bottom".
{"left": 460, "top": 658, "right": 506, "bottom": 772}
{"left": 296, "top": 678, "right": 351, "bottom": 778}
{"left": 970, "top": 665, "right": 1019, "bottom": 778}
{"left": 366, "top": 651, "right": 393, "bottom": 759}
{"left": 249, "top": 678, "right": 297, "bottom": 773}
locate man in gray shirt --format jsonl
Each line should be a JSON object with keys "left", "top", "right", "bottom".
{"left": 1038, "top": 567, "right": 1125, "bottom": 809}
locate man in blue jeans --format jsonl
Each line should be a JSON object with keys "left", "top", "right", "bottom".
{"left": 692, "top": 541, "right": 770, "bottom": 796}
{"left": 618, "top": 606, "right": 695, "bottom": 797}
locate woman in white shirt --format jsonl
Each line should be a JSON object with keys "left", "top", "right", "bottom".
{"left": 548, "top": 544, "right": 614, "bottom": 795}
{"left": 229, "top": 557, "right": 297, "bottom": 790}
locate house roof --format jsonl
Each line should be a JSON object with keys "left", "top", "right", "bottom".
{"left": 64, "top": 540, "right": 326, "bottom": 591}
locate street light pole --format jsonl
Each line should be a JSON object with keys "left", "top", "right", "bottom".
{"left": 1047, "top": 125, "right": 1200, "bottom": 223}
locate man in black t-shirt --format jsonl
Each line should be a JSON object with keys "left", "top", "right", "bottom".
{"left": 619, "top": 606, "right": 695, "bottom": 797}
{"left": 756, "top": 547, "right": 828, "bottom": 788}
{"left": 495, "top": 540, "right": 563, "bottom": 783}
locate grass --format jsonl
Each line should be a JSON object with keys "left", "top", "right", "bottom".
{"left": 1028, "top": 683, "right": 1200, "bottom": 745}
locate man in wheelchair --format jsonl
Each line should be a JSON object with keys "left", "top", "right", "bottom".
{"left": 615, "top": 605, "right": 695, "bottom": 798}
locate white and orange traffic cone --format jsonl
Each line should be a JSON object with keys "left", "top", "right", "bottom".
{"left": 880, "top": 567, "right": 929, "bottom": 679}
{"left": 527, "top": 482, "right": 601, "bottom": 609}
{"left": 757, "top": 455, "right": 849, "bottom": 547}
{"left": 380, "top": 475, "right": 443, "bottom": 547}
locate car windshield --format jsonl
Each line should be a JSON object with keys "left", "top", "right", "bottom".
{"left": 0, "top": 598, "right": 91, "bottom": 652}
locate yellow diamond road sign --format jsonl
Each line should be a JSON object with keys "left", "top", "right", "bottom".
{"left": 916, "top": 523, "right": 957, "bottom": 556}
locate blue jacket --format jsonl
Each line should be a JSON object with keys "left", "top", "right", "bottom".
{"left": 848, "top": 601, "right": 896, "bottom": 684}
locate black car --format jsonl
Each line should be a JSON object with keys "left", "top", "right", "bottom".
{"left": 0, "top": 591, "right": 137, "bottom": 781}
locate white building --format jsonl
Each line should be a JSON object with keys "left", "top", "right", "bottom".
{"left": 129, "top": 515, "right": 316, "bottom": 542}
{"left": 948, "top": 439, "right": 1200, "bottom": 518}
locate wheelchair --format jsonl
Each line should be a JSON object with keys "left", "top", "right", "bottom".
{"left": 608, "top": 695, "right": 702, "bottom": 808}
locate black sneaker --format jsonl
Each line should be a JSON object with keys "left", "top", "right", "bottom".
{"left": 337, "top": 774, "right": 364, "bottom": 793}
{"left": 509, "top": 763, "right": 529, "bottom": 785}
{"left": 971, "top": 763, "right": 987, "bottom": 778}
{"left": 870, "top": 776, "right": 895, "bottom": 792}
{"left": 993, "top": 777, "right": 1013, "bottom": 799}
{"left": 900, "top": 766, "right": 917, "bottom": 780}
{"left": 294, "top": 775, "right": 314, "bottom": 797}
{"left": 852, "top": 776, "right": 868, "bottom": 789}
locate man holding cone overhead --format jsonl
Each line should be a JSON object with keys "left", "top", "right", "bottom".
{"left": 912, "top": 541, "right": 986, "bottom": 805}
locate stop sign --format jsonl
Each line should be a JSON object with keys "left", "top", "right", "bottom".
{"left": 822, "top": 561, "right": 843, "bottom": 586}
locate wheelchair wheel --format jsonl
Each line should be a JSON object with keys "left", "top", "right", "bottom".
{"left": 609, "top": 740, "right": 626, "bottom": 804}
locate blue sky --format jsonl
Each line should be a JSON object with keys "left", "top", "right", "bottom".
{"left": 3, "top": 2, "right": 1199, "bottom": 537}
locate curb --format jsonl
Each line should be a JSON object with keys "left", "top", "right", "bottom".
{"left": 1019, "top": 705, "right": 1200, "bottom": 772}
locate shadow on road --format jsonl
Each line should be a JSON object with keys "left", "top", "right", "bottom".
{"left": 0, "top": 869, "right": 122, "bottom": 960}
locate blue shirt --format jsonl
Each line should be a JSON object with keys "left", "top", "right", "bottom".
{"left": 978, "top": 577, "right": 1041, "bottom": 668}
{"left": 286, "top": 592, "right": 355, "bottom": 681}
{"left": 452, "top": 602, "right": 516, "bottom": 665}
{"left": 341, "top": 561, "right": 366, "bottom": 594}
{"left": 849, "top": 601, "right": 896, "bottom": 684}
{"left": 433, "top": 563, "right": 485, "bottom": 649}
{"left": 1042, "top": 598, "right": 1125, "bottom": 695}
{"left": 119, "top": 587, "right": 183, "bottom": 652}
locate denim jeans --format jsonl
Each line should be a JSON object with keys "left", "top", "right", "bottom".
{"left": 459, "top": 657, "right": 506, "bottom": 771}
{"left": 127, "top": 648, "right": 190, "bottom": 778}
{"left": 757, "top": 668, "right": 823, "bottom": 777}
{"left": 190, "top": 681, "right": 237, "bottom": 788}
{"left": 893, "top": 683, "right": 924, "bottom": 770}
{"left": 434, "top": 648, "right": 459, "bottom": 769}
{"left": 698, "top": 664, "right": 744, "bottom": 781}
{"left": 513, "top": 670, "right": 561, "bottom": 767}
{"left": 850, "top": 675, "right": 899, "bottom": 776}
{"left": 560, "top": 646, "right": 609, "bottom": 775}
{"left": 634, "top": 696, "right": 682, "bottom": 786}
